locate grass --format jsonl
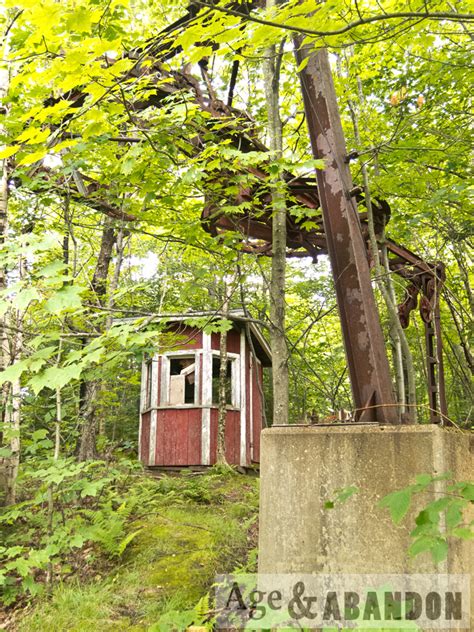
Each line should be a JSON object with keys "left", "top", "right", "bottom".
{"left": 15, "top": 469, "right": 259, "bottom": 631}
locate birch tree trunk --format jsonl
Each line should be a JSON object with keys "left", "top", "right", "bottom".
{"left": 0, "top": 83, "right": 9, "bottom": 501}
{"left": 0, "top": 30, "right": 22, "bottom": 504}
{"left": 263, "top": 2, "right": 289, "bottom": 425}
{"left": 96, "top": 226, "right": 127, "bottom": 439}
{"left": 216, "top": 283, "right": 230, "bottom": 466}
{"left": 347, "top": 74, "right": 416, "bottom": 422}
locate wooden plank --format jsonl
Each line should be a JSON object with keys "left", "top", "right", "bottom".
{"left": 224, "top": 410, "right": 240, "bottom": 465}
{"left": 209, "top": 408, "right": 218, "bottom": 465}
{"left": 169, "top": 375, "right": 185, "bottom": 405}
{"left": 239, "top": 330, "right": 247, "bottom": 465}
{"left": 155, "top": 410, "right": 166, "bottom": 466}
{"left": 173, "top": 410, "right": 188, "bottom": 465}
{"left": 187, "top": 408, "right": 202, "bottom": 465}
{"left": 157, "top": 356, "right": 162, "bottom": 407}
{"left": 249, "top": 355, "right": 254, "bottom": 463}
{"left": 201, "top": 332, "right": 212, "bottom": 464}
{"left": 246, "top": 343, "right": 251, "bottom": 465}
{"left": 167, "top": 324, "right": 202, "bottom": 349}
{"left": 149, "top": 357, "right": 159, "bottom": 465}
{"left": 140, "top": 411, "right": 151, "bottom": 465}
{"left": 227, "top": 329, "right": 241, "bottom": 354}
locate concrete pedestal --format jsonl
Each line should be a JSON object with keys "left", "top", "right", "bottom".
{"left": 258, "top": 424, "right": 472, "bottom": 626}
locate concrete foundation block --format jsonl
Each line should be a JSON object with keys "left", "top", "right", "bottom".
{"left": 258, "top": 423, "right": 472, "bottom": 574}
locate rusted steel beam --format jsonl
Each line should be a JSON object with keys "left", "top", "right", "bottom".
{"left": 424, "top": 321, "right": 439, "bottom": 423}
{"left": 420, "top": 265, "right": 448, "bottom": 424}
{"left": 294, "top": 45, "right": 398, "bottom": 424}
{"left": 434, "top": 300, "right": 448, "bottom": 422}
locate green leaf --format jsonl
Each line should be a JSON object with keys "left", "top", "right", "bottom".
{"left": 446, "top": 501, "right": 464, "bottom": 530}
{"left": 17, "top": 149, "right": 49, "bottom": 166}
{"left": 29, "top": 363, "right": 83, "bottom": 394}
{"left": 379, "top": 488, "right": 412, "bottom": 524}
{"left": 335, "top": 486, "right": 359, "bottom": 503}
{"left": 409, "top": 535, "right": 436, "bottom": 557}
{"left": 0, "top": 146, "right": 19, "bottom": 159}
{"left": 31, "top": 429, "right": 48, "bottom": 441}
{"left": 45, "top": 285, "right": 84, "bottom": 313}
{"left": 1, "top": 359, "right": 30, "bottom": 384}
{"left": 415, "top": 509, "right": 434, "bottom": 526}
{"left": 410, "top": 530, "right": 451, "bottom": 564}
{"left": 452, "top": 527, "right": 474, "bottom": 540}
{"left": 79, "top": 480, "right": 103, "bottom": 498}
{"left": 415, "top": 473, "right": 433, "bottom": 486}
{"left": 69, "top": 533, "right": 86, "bottom": 549}
{"left": 431, "top": 539, "right": 449, "bottom": 564}
{"left": 37, "top": 260, "right": 67, "bottom": 278}
{"left": 454, "top": 483, "right": 474, "bottom": 502}
{"left": 117, "top": 528, "right": 143, "bottom": 556}
{"left": 14, "top": 287, "right": 41, "bottom": 309}
{"left": 296, "top": 55, "right": 309, "bottom": 72}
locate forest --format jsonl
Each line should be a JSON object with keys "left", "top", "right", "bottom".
{"left": 0, "top": 0, "right": 472, "bottom": 629}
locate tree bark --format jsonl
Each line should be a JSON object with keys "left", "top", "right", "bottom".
{"left": 381, "top": 244, "right": 405, "bottom": 411}
{"left": 78, "top": 380, "right": 101, "bottom": 461}
{"left": 216, "top": 283, "right": 230, "bottom": 466}
{"left": 77, "top": 217, "right": 116, "bottom": 460}
{"left": 347, "top": 74, "right": 416, "bottom": 422}
{"left": 0, "top": 36, "right": 22, "bottom": 504}
{"left": 263, "top": 4, "right": 289, "bottom": 425}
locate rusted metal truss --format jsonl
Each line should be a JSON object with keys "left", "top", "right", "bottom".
{"left": 22, "top": 2, "right": 447, "bottom": 424}
{"left": 201, "top": 146, "right": 447, "bottom": 423}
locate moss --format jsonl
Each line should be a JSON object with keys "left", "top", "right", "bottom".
{"left": 17, "top": 471, "right": 258, "bottom": 631}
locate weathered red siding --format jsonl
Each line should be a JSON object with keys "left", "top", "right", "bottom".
{"left": 209, "top": 409, "right": 241, "bottom": 465}
{"left": 155, "top": 408, "right": 202, "bottom": 465}
{"left": 140, "top": 411, "right": 151, "bottom": 464}
{"left": 246, "top": 349, "right": 251, "bottom": 464}
{"left": 211, "top": 329, "right": 240, "bottom": 353}
{"left": 167, "top": 324, "right": 202, "bottom": 350}
{"left": 156, "top": 356, "right": 162, "bottom": 406}
{"left": 139, "top": 323, "right": 268, "bottom": 468}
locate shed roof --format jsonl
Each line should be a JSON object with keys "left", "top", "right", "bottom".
{"left": 115, "top": 310, "right": 272, "bottom": 367}
{"left": 162, "top": 310, "right": 272, "bottom": 367}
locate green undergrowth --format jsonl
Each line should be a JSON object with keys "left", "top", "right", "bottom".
{"left": 10, "top": 466, "right": 259, "bottom": 631}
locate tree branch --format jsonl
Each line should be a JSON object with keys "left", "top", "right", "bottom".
{"left": 194, "top": 2, "right": 473, "bottom": 39}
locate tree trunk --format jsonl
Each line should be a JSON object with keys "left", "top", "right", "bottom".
{"left": 105, "top": 226, "right": 126, "bottom": 330}
{"left": 263, "top": 5, "right": 289, "bottom": 425}
{"left": 0, "top": 36, "right": 22, "bottom": 503}
{"left": 381, "top": 244, "right": 406, "bottom": 413}
{"left": 77, "top": 217, "right": 116, "bottom": 460}
{"left": 0, "top": 26, "right": 10, "bottom": 500}
{"left": 347, "top": 74, "right": 416, "bottom": 422}
{"left": 216, "top": 287, "right": 230, "bottom": 465}
{"left": 78, "top": 380, "right": 100, "bottom": 461}
{"left": 96, "top": 226, "right": 127, "bottom": 439}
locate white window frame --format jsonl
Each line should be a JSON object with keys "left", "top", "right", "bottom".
{"left": 160, "top": 351, "right": 200, "bottom": 408}
{"left": 158, "top": 350, "right": 241, "bottom": 409}
{"left": 210, "top": 350, "right": 240, "bottom": 409}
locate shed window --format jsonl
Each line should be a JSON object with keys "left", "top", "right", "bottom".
{"left": 169, "top": 357, "right": 196, "bottom": 405}
{"left": 211, "top": 357, "right": 234, "bottom": 406}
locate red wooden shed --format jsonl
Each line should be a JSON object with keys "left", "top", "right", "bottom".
{"left": 138, "top": 312, "right": 271, "bottom": 469}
